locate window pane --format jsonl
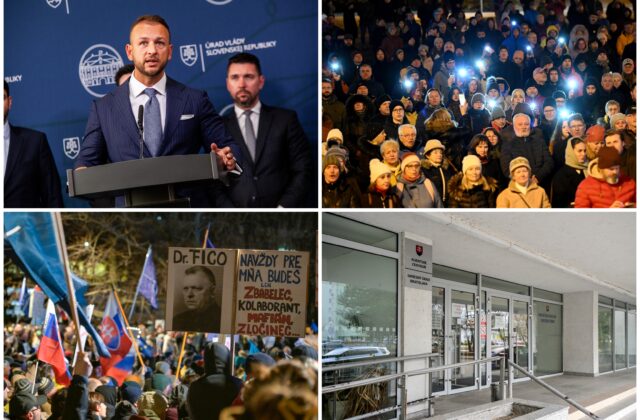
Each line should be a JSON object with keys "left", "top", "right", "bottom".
{"left": 322, "top": 243, "right": 398, "bottom": 419}
{"left": 432, "top": 287, "right": 445, "bottom": 393}
{"left": 433, "top": 264, "right": 477, "bottom": 285}
{"left": 533, "top": 288, "right": 563, "bottom": 302}
{"left": 483, "top": 276, "right": 529, "bottom": 296}
{"left": 598, "top": 306, "right": 613, "bottom": 373}
{"left": 599, "top": 295, "right": 613, "bottom": 306}
{"left": 628, "top": 312, "right": 636, "bottom": 367}
{"left": 615, "top": 309, "right": 626, "bottom": 369}
{"left": 451, "top": 290, "right": 476, "bottom": 389}
{"left": 534, "top": 302, "right": 563, "bottom": 376}
{"left": 324, "top": 213, "right": 398, "bottom": 251}
{"left": 513, "top": 301, "right": 529, "bottom": 379}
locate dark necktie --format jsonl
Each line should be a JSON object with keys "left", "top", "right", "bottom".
{"left": 243, "top": 110, "right": 257, "bottom": 161}
{"left": 143, "top": 88, "right": 162, "bottom": 156}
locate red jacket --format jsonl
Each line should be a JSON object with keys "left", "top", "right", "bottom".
{"left": 574, "top": 160, "right": 636, "bottom": 208}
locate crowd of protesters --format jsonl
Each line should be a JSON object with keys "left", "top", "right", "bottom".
{"left": 4, "top": 319, "right": 318, "bottom": 419}
{"left": 322, "top": 0, "right": 636, "bottom": 208}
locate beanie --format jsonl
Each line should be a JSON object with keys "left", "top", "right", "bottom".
{"left": 491, "top": 106, "right": 506, "bottom": 120}
{"left": 597, "top": 146, "right": 621, "bottom": 169}
{"left": 423, "top": 139, "right": 445, "bottom": 156}
{"left": 369, "top": 159, "right": 392, "bottom": 184}
{"left": 471, "top": 93, "right": 485, "bottom": 105}
{"left": 462, "top": 155, "right": 482, "bottom": 174}
{"left": 542, "top": 97, "right": 556, "bottom": 110}
{"left": 610, "top": 113, "right": 626, "bottom": 127}
{"left": 400, "top": 152, "right": 421, "bottom": 171}
{"left": 323, "top": 154, "right": 342, "bottom": 172}
{"left": 326, "top": 128, "right": 343, "bottom": 144}
{"left": 389, "top": 100, "right": 405, "bottom": 113}
{"left": 585, "top": 124, "right": 605, "bottom": 143}
{"left": 509, "top": 156, "right": 531, "bottom": 174}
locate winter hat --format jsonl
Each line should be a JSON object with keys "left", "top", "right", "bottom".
{"left": 610, "top": 113, "right": 626, "bottom": 127}
{"left": 540, "top": 55, "right": 554, "bottom": 67}
{"left": 462, "top": 155, "right": 482, "bottom": 174}
{"left": 471, "top": 93, "right": 485, "bottom": 105}
{"left": 389, "top": 100, "right": 405, "bottom": 113}
{"left": 37, "top": 376, "right": 55, "bottom": 396}
{"left": 291, "top": 344, "right": 319, "bottom": 361}
{"left": 423, "top": 139, "right": 445, "bottom": 156}
{"left": 245, "top": 353, "right": 276, "bottom": 374}
{"left": 370, "top": 159, "right": 392, "bottom": 184}
{"left": 560, "top": 54, "right": 572, "bottom": 64}
{"left": 546, "top": 25, "right": 559, "bottom": 37}
{"left": 552, "top": 90, "right": 567, "bottom": 100}
{"left": 525, "top": 78, "right": 538, "bottom": 90}
{"left": 542, "top": 97, "right": 556, "bottom": 110}
{"left": 400, "top": 152, "right": 421, "bottom": 171}
{"left": 597, "top": 147, "right": 621, "bottom": 169}
{"left": 491, "top": 106, "right": 506, "bottom": 120}
{"left": 585, "top": 124, "right": 605, "bottom": 143}
{"left": 114, "top": 400, "right": 138, "bottom": 418}
{"left": 326, "top": 128, "right": 344, "bottom": 144}
{"left": 120, "top": 381, "right": 143, "bottom": 404}
{"left": 9, "top": 391, "right": 39, "bottom": 417}
{"left": 323, "top": 153, "right": 343, "bottom": 172}
{"left": 512, "top": 103, "right": 534, "bottom": 120}
{"left": 137, "top": 391, "right": 168, "bottom": 420}
{"left": 155, "top": 361, "right": 171, "bottom": 375}
{"left": 375, "top": 94, "right": 392, "bottom": 108}
{"left": 486, "top": 81, "right": 499, "bottom": 94}
{"left": 622, "top": 58, "right": 634, "bottom": 67}
{"left": 583, "top": 77, "right": 598, "bottom": 89}
{"left": 509, "top": 156, "right": 531, "bottom": 174}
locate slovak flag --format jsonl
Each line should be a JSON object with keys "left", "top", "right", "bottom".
{"left": 37, "top": 300, "right": 72, "bottom": 386}
{"left": 99, "top": 292, "right": 135, "bottom": 385}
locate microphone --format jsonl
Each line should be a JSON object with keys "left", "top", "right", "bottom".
{"left": 137, "top": 105, "right": 144, "bottom": 159}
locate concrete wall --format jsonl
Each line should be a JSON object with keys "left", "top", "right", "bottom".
{"left": 401, "top": 233, "right": 433, "bottom": 415}
{"left": 563, "top": 291, "right": 598, "bottom": 375}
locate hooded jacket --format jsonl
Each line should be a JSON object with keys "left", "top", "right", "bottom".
{"left": 447, "top": 172, "right": 498, "bottom": 208}
{"left": 186, "top": 343, "right": 243, "bottom": 420}
{"left": 550, "top": 140, "right": 588, "bottom": 207}
{"left": 574, "top": 159, "right": 636, "bottom": 208}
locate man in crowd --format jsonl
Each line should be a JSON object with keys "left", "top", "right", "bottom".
{"left": 574, "top": 146, "right": 635, "bottom": 207}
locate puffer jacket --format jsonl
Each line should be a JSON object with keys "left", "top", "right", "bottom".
{"left": 574, "top": 160, "right": 636, "bottom": 208}
{"left": 496, "top": 180, "right": 551, "bottom": 208}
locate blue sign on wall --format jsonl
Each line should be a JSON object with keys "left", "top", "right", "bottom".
{"left": 5, "top": 0, "right": 318, "bottom": 207}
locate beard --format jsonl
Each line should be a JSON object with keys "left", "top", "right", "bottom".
{"left": 234, "top": 90, "right": 257, "bottom": 108}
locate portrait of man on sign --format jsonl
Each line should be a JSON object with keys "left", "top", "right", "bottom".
{"left": 171, "top": 265, "right": 221, "bottom": 333}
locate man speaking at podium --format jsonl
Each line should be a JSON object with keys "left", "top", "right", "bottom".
{"left": 75, "top": 15, "right": 239, "bottom": 207}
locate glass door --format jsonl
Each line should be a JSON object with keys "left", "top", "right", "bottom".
{"left": 490, "top": 296, "right": 510, "bottom": 383}
{"left": 489, "top": 294, "right": 531, "bottom": 382}
{"left": 431, "top": 287, "right": 445, "bottom": 393}
{"left": 512, "top": 300, "right": 530, "bottom": 379}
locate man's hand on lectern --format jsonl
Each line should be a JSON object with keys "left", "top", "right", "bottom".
{"left": 211, "top": 143, "right": 236, "bottom": 171}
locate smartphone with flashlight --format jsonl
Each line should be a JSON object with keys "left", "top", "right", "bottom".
{"left": 459, "top": 92, "right": 466, "bottom": 106}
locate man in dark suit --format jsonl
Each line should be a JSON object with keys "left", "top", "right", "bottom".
{"left": 4, "top": 81, "right": 63, "bottom": 207}
{"left": 224, "top": 53, "right": 312, "bottom": 207}
{"left": 75, "top": 15, "right": 238, "bottom": 207}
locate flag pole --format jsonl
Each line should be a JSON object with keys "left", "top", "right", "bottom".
{"left": 112, "top": 286, "right": 146, "bottom": 371}
{"left": 128, "top": 246, "right": 151, "bottom": 319}
{"left": 52, "top": 213, "right": 82, "bottom": 342}
{"left": 202, "top": 223, "right": 210, "bottom": 248}
{"left": 30, "top": 360, "right": 39, "bottom": 394}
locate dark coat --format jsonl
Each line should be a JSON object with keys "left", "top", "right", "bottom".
{"left": 187, "top": 343, "right": 243, "bottom": 420}
{"left": 323, "top": 176, "right": 361, "bottom": 208}
{"left": 422, "top": 127, "right": 471, "bottom": 172}
{"left": 500, "top": 131, "right": 554, "bottom": 184}
{"left": 460, "top": 108, "right": 492, "bottom": 137}
{"left": 447, "top": 173, "right": 499, "bottom": 208}
{"left": 4, "top": 125, "right": 63, "bottom": 208}
{"left": 421, "top": 159, "right": 456, "bottom": 205}
{"left": 550, "top": 165, "right": 586, "bottom": 208}
{"left": 223, "top": 104, "right": 313, "bottom": 207}
{"left": 362, "top": 186, "right": 402, "bottom": 208}
{"left": 172, "top": 301, "right": 221, "bottom": 333}
{"left": 61, "top": 375, "right": 89, "bottom": 420}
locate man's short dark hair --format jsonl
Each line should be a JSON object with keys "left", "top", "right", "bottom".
{"left": 115, "top": 64, "right": 135, "bottom": 86}
{"left": 185, "top": 265, "right": 216, "bottom": 287}
{"left": 567, "top": 113, "right": 585, "bottom": 125}
{"left": 227, "top": 53, "right": 262, "bottom": 75}
{"left": 4, "top": 80, "right": 9, "bottom": 97}
{"left": 130, "top": 15, "right": 171, "bottom": 41}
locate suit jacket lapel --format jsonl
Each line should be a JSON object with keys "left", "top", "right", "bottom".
{"left": 4, "top": 125, "right": 23, "bottom": 185}
{"left": 163, "top": 78, "right": 185, "bottom": 154}
{"left": 256, "top": 104, "right": 272, "bottom": 163}
{"left": 112, "top": 83, "right": 147, "bottom": 155}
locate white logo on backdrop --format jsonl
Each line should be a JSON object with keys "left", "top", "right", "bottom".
{"left": 206, "top": 0, "right": 233, "bottom": 5}
{"left": 46, "top": 0, "right": 62, "bottom": 8}
{"left": 78, "top": 44, "right": 124, "bottom": 98}
{"left": 63, "top": 137, "right": 80, "bottom": 159}
{"left": 180, "top": 45, "right": 199, "bottom": 67}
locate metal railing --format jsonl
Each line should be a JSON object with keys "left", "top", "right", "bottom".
{"left": 506, "top": 361, "right": 600, "bottom": 420}
{"left": 322, "top": 354, "right": 503, "bottom": 419}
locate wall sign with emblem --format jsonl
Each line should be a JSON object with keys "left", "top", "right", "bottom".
{"left": 402, "top": 235, "right": 432, "bottom": 290}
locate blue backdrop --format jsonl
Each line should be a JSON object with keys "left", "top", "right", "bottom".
{"left": 5, "top": 0, "right": 318, "bottom": 207}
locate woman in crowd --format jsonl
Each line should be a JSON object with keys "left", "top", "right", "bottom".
{"left": 497, "top": 157, "right": 551, "bottom": 208}
{"left": 551, "top": 137, "right": 588, "bottom": 207}
{"left": 467, "top": 134, "right": 507, "bottom": 189}
{"left": 421, "top": 139, "right": 456, "bottom": 206}
{"left": 322, "top": 152, "right": 360, "bottom": 208}
{"left": 447, "top": 154, "right": 498, "bottom": 207}
{"left": 363, "top": 159, "right": 401, "bottom": 208}
{"left": 482, "top": 127, "right": 503, "bottom": 160}
{"left": 379, "top": 140, "right": 402, "bottom": 185}
{"left": 396, "top": 152, "right": 444, "bottom": 208}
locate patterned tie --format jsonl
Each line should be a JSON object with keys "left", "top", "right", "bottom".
{"left": 143, "top": 88, "right": 162, "bottom": 157}
{"left": 243, "top": 110, "right": 257, "bottom": 161}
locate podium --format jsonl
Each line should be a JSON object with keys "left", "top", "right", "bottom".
{"left": 66, "top": 153, "right": 224, "bottom": 207}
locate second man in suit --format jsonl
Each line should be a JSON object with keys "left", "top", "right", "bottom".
{"left": 224, "top": 53, "right": 312, "bottom": 207}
